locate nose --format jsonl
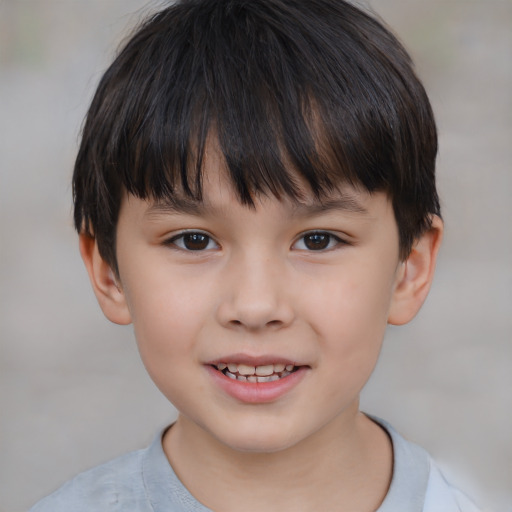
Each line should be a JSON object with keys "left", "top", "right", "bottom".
{"left": 216, "top": 253, "right": 295, "bottom": 331}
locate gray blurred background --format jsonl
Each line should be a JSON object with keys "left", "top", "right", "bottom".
{"left": 0, "top": 1, "right": 511, "bottom": 511}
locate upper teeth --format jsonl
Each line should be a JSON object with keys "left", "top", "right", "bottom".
{"left": 216, "top": 362, "right": 295, "bottom": 380}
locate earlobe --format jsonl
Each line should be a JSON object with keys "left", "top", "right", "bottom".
{"left": 388, "top": 215, "right": 443, "bottom": 326}
{"left": 79, "top": 233, "right": 132, "bottom": 325}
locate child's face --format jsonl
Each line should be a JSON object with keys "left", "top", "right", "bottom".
{"left": 98, "top": 146, "right": 420, "bottom": 454}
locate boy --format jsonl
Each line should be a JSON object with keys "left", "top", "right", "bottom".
{"left": 31, "top": 0, "right": 480, "bottom": 510}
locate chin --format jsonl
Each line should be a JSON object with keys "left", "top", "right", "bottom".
{"left": 212, "top": 419, "right": 306, "bottom": 454}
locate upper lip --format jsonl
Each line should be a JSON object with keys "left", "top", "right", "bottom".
{"left": 205, "top": 353, "right": 305, "bottom": 367}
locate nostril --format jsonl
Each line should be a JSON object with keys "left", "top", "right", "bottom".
{"left": 217, "top": 295, "right": 294, "bottom": 331}
{"left": 229, "top": 319, "right": 283, "bottom": 329}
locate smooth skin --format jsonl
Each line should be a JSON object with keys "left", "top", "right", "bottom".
{"left": 80, "top": 143, "right": 443, "bottom": 512}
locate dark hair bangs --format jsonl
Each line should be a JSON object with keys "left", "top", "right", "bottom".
{"left": 73, "top": 0, "right": 439, "bottom": 269}
{"left": 86, "top": 7, "right": 381, "bottom": 210}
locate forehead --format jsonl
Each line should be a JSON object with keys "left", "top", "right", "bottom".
{"left": 140, "top": 135, "right": 376, "bottom": 217}
{"left": 143, "top": 149, "right": 373, "bottom": 219}
{"left": 145, "top": 187, "right": 372, "bottom": 222}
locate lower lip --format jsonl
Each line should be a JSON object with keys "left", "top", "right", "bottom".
{"left": 205, "top": 366, "right": 309, "bottom": 404}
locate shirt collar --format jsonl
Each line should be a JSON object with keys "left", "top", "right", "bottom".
{"left": 142, "top": 418, "right": 430, "bottom": 512}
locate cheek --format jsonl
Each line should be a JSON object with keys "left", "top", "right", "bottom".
{"left": 304, "top": 260, "right": 397, "bottom": 366}
{"left": 122, "top": 269, "right": 212, "bottom": 371}
{"left": 313, "top": 272, "right": 393, "bottom": 335}
{"left": 311, "top": 273, "right": 392, "bottom": 407}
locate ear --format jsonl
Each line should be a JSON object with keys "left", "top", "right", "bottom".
{"left": 388, "top": 215, "right": 443, "bottom": 325}
{"left": 79, "top": 233, "right": 132, "bottom": 325}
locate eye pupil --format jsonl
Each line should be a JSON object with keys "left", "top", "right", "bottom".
{"left": 304, "top": 233, "right": 330, "bottom": 250}
{"left": 183, "top": 233, "right": 209, "bottom": 250}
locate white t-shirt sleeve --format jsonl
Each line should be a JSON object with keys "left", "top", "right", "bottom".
{"left": 423, "top": 461, "right": 481, "bottom": 512}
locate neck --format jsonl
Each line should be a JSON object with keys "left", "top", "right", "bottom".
{"left": 162, "top": 407, "right": 393, "bottom": 512}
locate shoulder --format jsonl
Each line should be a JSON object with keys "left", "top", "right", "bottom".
{"left": 423, "top": 461, "right": 481, "bottom": 512}
{"left": 370, "top": 416, "right": 481, "bottom": 512}
{"left": 29, "top": 448, "right": 150, "bottom": 512}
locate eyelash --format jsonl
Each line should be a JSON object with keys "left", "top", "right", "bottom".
{"left": 165, "top": 230, "right": 347, "bottom": 252}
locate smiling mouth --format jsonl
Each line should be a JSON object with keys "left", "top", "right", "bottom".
{"left": 213, "top": 362, "right": 299, "bottom": 383}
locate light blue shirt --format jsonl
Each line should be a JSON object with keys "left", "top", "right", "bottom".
{"left": 30, "top": 419, "right": 480, "bottom": 511}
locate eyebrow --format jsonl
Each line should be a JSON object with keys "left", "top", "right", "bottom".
{"left": 145, "top": 192, "right": 369, "bottom": 218}
{"left": 145, "top": 197, "right": 208, "bottom": 218}
{"left": 291, "top": 196, "right": 369, "bottom": 216}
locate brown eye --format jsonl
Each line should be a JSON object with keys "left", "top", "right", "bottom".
{"left": 292, "top": 231, "right": 344, "bottom": 251}
{"left": 183, "top": 233, "right": 210, "bottom": 250}
{"left": 303, "top": 233, "right": 330, "bottom": 250}
{"left": 168, "top": 232, "right": 218, "bottom": 251}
